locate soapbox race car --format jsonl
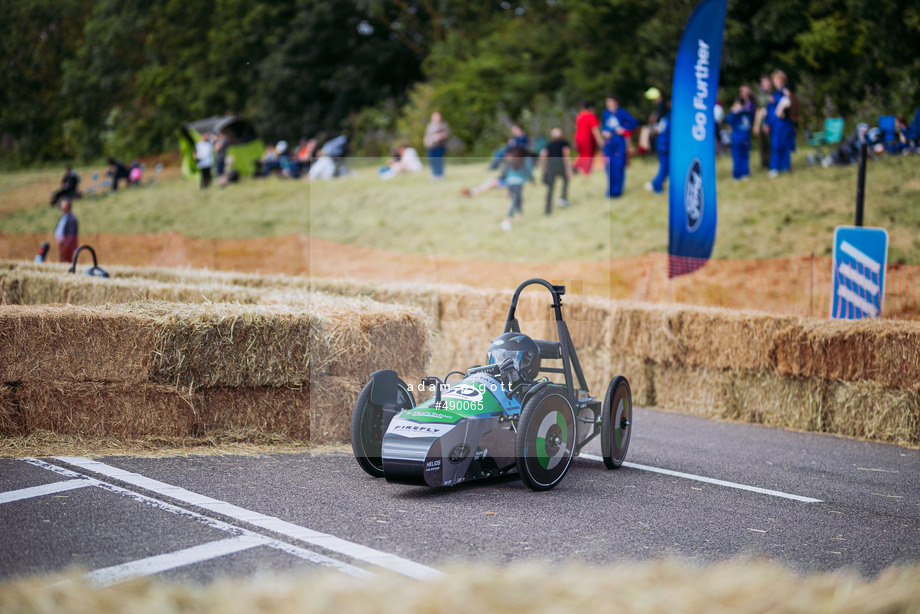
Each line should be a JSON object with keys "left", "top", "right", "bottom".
{"left": 350, "top": 278, "right": 633, "bottom": 491}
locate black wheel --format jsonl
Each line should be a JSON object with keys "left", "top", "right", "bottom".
{"left": 350, "top": 379, "right": 414, "bottom": 477}
{"left": 601, "top": 376, "right": 632, "bottom": 469}
{"left": 515, "top": 386, "right": 576, "bottom": 491}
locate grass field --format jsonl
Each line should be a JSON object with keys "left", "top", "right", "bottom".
{"left": 1, "top": 151, "right": 918, "bottom": 263}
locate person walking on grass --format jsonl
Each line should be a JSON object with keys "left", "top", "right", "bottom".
{"left": 541, "top": 128, "right": 573, "bottom": 215}
{"left": 601, "top": 95, "right": 639, "bottom": 198}
{"left": 500, "top": 147, "right": 532, "bottom": 231}
{"left": 54, "top": 198, "right": 78, "bottom": 263}
{"left": 573, "top": 101, "right": 603, "bottom": 174}
{"left": 645, "top": 96, "right": 671, "bottom": 195}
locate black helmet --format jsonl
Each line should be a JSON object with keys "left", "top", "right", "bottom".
{"left": 488, "top": 332, "right": 541, "bottom": 380}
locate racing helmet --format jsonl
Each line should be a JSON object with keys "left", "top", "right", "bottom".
{"left": 487, "top": 332, "right": 541, "bottom": 380}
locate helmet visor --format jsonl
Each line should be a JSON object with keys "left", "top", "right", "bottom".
{"left": 489, "top": 348, "right": 523, "bottom": 370}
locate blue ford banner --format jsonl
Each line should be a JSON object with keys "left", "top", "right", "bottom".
{"left": 668, "top": 0, "right": 728, "bottom": 277}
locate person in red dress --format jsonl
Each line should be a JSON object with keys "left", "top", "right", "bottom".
{"left": 573, "top": 101, "right": 603, "bottom": 175}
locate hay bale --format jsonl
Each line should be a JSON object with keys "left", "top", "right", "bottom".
{"left": 193, "top": 386, "right": 310, "bottom": 441}
{"left": 0, "top": 305, "right": 155, "bottom": 383}
{"left": 111, "top": 302, "right": 323, "bottom": 391}
{"left": 310, "top": 376, "right": 363, "bottom": 444}
{"left": 609, "top": 355, "right": 653, "bottom": 406}
{"left": 826, "top": 380, "right": 920, "bottom": 446}
{"left": 0, "top": 267, "right": 268, "bottom": 306}
{"left": 14, "top": 381, "right": 196, "bottom": 438}
{"left": 774, "top": 318, "right": 920, "bottom": 390}
{"left": 609, "top": 301, "right": 797, "bottom": 370}
{"left": 0, "top": 384, "right": 20, "bottom": 435}
{"left": 677, "top": 308, "right": 797, "bottom": 370}
{"left": 728, "top": 371, "right": 828, "bottom": 432}
{"left": 307, "top": 292, "right": 431, "bottom": 382}
{"left": 650, "top": 363, "right": 734, "bottom": 419}
{"left": 609, "top": 302, "right": 683, "bottom": 365}
{"left": 12, "top": 381, "right": 315, "bottom": 441}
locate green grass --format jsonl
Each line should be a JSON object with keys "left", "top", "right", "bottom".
{"left": 2, "top": 152, "right": 919, "bottom": 263}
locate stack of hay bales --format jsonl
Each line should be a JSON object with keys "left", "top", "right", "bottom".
{"left": 3, "top": 259, "right": 916, "bottom": 447}
{"left": 306, "top": 278, "right": 920, "bottom": 447}
{"left": 0, "top": 296, "right": 430, "bottom": 443}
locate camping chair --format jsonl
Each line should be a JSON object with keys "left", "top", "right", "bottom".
{"left": 878, "top": 115, "right": 901, "bottom": 154}
{"left": 805, "top": 117, "right": 844, "bottom": 166}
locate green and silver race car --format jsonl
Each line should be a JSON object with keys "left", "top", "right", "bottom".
{"left": 350, "top": 278, "right": 632, "bottom": 491}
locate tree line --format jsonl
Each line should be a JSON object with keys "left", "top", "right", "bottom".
{"left": 2, "top": 0, "right": 918, "bottom": 166}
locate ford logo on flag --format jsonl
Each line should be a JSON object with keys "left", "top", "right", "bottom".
{"left": 684, "top": 158, "right": 704, "bottom": 232}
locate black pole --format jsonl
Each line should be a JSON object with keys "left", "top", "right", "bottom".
{"left": 855, "top": 140, "right": 867, "bottom": 227}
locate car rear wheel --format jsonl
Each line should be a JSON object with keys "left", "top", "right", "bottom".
{"left": 515, "top": 386, "right": 576, "bottom": 491}
{"left": 601, "top": 376, "right": 632, "bottom": 469}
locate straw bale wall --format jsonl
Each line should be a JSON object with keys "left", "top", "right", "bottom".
{"left": 0, "top": 293, "right": 431, "bottom": 444}
{"left": 304, "top": 279, "right": 919, "bottom": 446}
{"left": 1, "top": 259, "right": 916, "bottom": 447}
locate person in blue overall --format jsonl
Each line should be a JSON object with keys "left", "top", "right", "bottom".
{"left": 645, "top": 97, "right": 670, "bottom": 194}
{"left": 725, "top": 95, "right": 754, "bottom": 180}
{"left": 768, "top": 70, "right": 797, "bottom": 177}
{"left": 601, "top": 96, "right": 638, "bottom": 198}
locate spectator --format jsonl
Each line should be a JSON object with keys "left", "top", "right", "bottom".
{"left": 380, "top": 144, "right": 423, "bottom": 178}
{"left": 50, "top": 165, "right": 80, "bottom": 206}
{"left": 107, "top": 158, "right": 130, "bottom": 191}
{"left": 54, "top": 198, "right": 79, "bottom": 263}
{"left": 573, "top": 101, "right": 603, "bottom": 174}
{"left": 500, "top": 146, "right": 533, "bottom": 231}
{"left": 725, "top": 93, "right": 754, "bottom": 181}
{"left": 753, "top": 75, "right": 773, "bottom": 170}
{"left": 424, "top": 111, "right": 450, "bottom": 180}
{"left": 257, "top": 143, "right": 279, "bottom": 177}
{"left": 768, "top": 69, "right": 799, "bottom": 177}
{"left": 645, "top": 96, "right": 671, "bottom": 194}
{"left": 540, "top": 127, "right": 573, "bottom": 214}
{"left": 195, "top": 133, "right": 214, "bottom": 188}
{"left": 214, "top": 131, "right": 228, "bottom": 178}
{"left": 128, "top": 160, "right": 143, "bottom": 186}
{"left": 307, "top": 151, "right": 336, "bottom": 181}
{"left": 601, "top": 95, "right": 639, "bottom": 198}
{"left": 295, "top": 138, "right": 317, "bottom": 174}
{"left": 489, "top": 124, "right": 531, "bottom": 170}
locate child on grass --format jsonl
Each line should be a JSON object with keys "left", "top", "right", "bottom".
{"left": 500, "top": 147, "right": 532, "bottom": 231}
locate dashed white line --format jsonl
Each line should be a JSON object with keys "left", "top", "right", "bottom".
{"left": 0, "top": 479, "right": 92, "bottom": 505}
{"left": 86, "top": 535, "right": 269, "bottom": 587}
{"left": 51, "top": 456, "right": 444, "bottom": 580}
{"left": 577, "top": 454, "right": 823, "bottom": 503}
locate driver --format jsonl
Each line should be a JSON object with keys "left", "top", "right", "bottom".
{"left": 487, "top": 332, "right": 541, "bottom": 381}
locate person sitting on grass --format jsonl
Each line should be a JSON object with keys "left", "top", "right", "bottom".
{"left": 380, "top": 144, "right": 423, "bottom": 178}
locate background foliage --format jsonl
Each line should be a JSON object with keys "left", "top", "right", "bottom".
{"left": 2, "top": 0, "right": 918, "bottom": 165}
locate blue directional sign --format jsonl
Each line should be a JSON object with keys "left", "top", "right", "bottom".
{"left": 831, "top": 226, "right": 889, "bottom": 319}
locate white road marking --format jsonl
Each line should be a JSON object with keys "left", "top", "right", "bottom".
{"left": 0, "top": 479, "right": 91, "bottom": 504}
{"left": 52, "top": 457, "right": 444, "bottom": 580}
{"left": 577, "top": 454, "right": 823, "bottom": 503}
{"left": 86, "top": 535, "right": 268, "bottom": 587}
{"left": 22, "top": 458, "right": 371, "bottom": 579}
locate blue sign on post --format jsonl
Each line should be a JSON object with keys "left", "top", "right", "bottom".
{"left": 831, "top": 226, "right": 889, "bottom": 319}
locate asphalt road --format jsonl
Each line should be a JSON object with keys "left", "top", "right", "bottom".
{"left": 1, "top": 407, "right": 918, "bottom": 585}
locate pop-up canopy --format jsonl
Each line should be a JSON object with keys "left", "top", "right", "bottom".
{"left": 179, "top": 115, "right": 264, "bottom": 178}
